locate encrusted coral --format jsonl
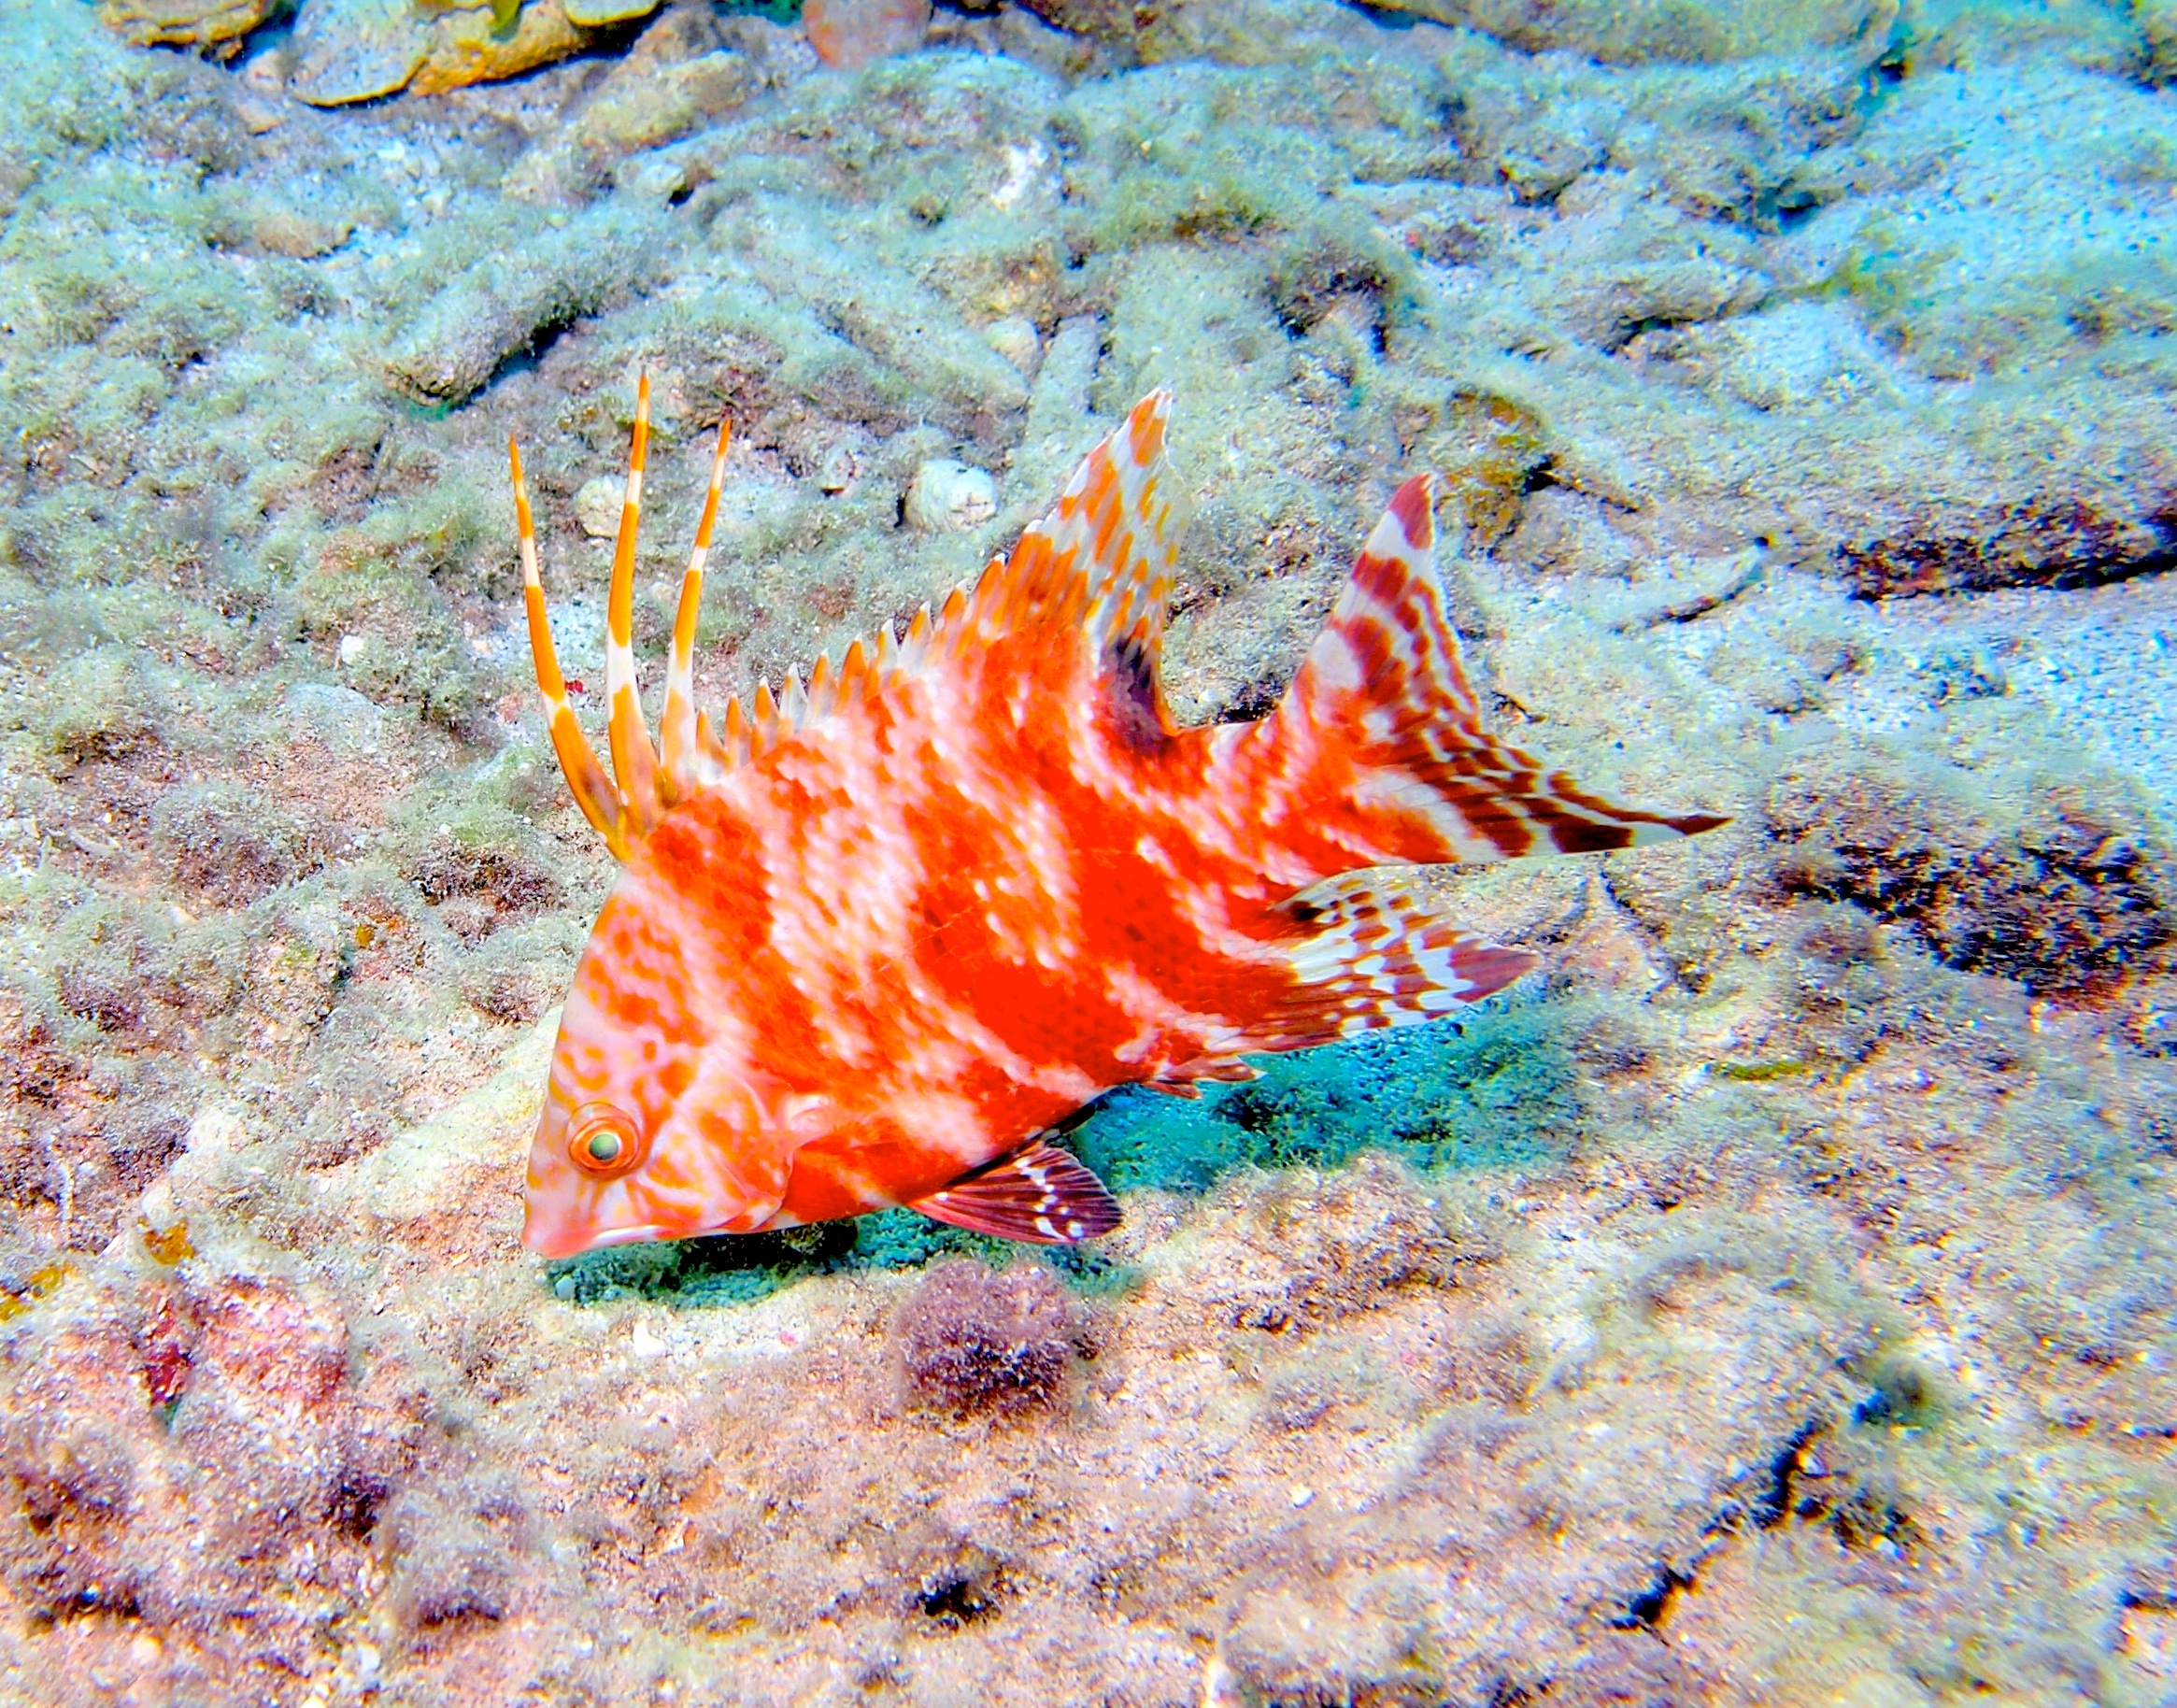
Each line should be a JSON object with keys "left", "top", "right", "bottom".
{"left": 283, "top": 0, "right": 634, "bottom": 107}
{"left": 96, "top": 0, "right": 281, "bottom": 50}
{"left": 1767, "top": 762, "right": 2174, "bottom": 999}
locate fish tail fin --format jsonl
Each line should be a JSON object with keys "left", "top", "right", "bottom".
{"left": 1245, "top": 475, "right": 1728, "bottom": 877}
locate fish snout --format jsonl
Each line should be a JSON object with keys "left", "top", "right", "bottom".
{"left": 520, "top": 1185, "right": 665, "bottom": 1259}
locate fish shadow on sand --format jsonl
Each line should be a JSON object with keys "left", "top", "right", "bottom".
{"left": 544, "top": 990, "right": 1584, "bottom": 1310}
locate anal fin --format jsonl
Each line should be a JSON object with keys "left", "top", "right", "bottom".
{"left": 1265, "top": 874, "right": 1537, "bottom": 1046}
{"left": 907, "top": 1139, "right": 1122, "bottom": 1245}
{"left": 1151, "top": 875, "right": 1536, "bottom": 1087}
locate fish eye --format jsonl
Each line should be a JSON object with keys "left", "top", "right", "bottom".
{"left": 567, "top": 1103, "right": 645, "bottom": 1176}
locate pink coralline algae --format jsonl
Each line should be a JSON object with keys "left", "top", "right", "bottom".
{"left": 803, "top": 0, "right": 931, "bottom": 69}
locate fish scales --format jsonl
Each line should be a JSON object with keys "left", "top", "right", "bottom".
{"left": 512, "top": 384, "right": 1727, "bottom": 1257}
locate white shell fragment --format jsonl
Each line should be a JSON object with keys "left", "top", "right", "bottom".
{"left": 818, "top": 441, "right": 861, "bottom": 494}
{"left": 904, "top": 459, "right": 998, "bottom": 533}
{"left": 982, "top": 315, "right": 1041, "bottom": 375}
{"left": 574, "top": 475, "right": 623, "bottom": 540}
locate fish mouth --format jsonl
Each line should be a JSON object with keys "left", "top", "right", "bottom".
{"left": 522, "top": 1216, "right": 666, "bottom": 1260}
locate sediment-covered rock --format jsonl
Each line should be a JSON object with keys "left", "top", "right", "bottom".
{"left": 9, "top": 0, "right": 2177, "bottom": 1700}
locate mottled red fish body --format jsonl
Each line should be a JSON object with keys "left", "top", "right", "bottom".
{"left": 511, "top": 389, "right": 1726, "bottom": 1259}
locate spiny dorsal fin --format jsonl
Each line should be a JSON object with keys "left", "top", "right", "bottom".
{"left": 513, "top": 385, "right": 1199, "bottom": 850}
{"left": 694, "top": 393, "right": 1189, "bottom": 775}
{"left": 906, "top": 1138, "right": 1121, "bottom": 1245}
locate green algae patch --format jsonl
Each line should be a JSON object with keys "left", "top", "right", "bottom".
{"left": 290, "top": 534, "right": 484, "bottom": 730}
{"left": 1712, "top": 1058, "right": 1814, "bottom": 1082}
{"left": 548, "top": 1211, "right": 993, "bottom": 1309}
{"left": 1074, "top": 997, "right": 1577, "bottom": 1195}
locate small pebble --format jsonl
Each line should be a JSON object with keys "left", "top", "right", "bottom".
{"left": 553, "top": 1274, "right": 578, "bottom": 1302}
{"left": 1289, "top": 1485, "right": 1315, "bottom": 1508}
{"left": 983, "top": 316, "right": 1041, "bottom": 375}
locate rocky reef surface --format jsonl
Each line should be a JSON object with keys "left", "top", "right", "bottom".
{"left": 1, "top": 0, "right": 2174, "bottom": 1701}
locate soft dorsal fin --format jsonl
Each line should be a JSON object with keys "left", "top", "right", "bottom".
{"left": 1025, "top": 391, "right": 1188, "bottom": 663}
{"left": 1238, "top": 475, "right": 1731, "bottom": 875}
{"left": 704, "top": 396, "right": 1185, "bottom": 771}
{"left": 1010, "top": 391, "right": 1188, "bottom": 737}
{"left": 906, "top": 1138, "right": 1122, "bottom": 1245}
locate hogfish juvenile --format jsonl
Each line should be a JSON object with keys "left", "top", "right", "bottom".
{"left": 511, "top": 383, "right": 1724, "bottom": 1259}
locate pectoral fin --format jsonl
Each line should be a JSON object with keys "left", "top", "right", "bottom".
{"left": 907, "top": 1139, "right": 1122, "bottom": 1245}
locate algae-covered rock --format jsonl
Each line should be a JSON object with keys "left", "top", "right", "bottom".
{"left": 97, "top": 0, "right": 282, "bottom": 50}
{"left": 1361, "top": 0, "right": 1893, "bottom": 63}
{"left": 383, "top": 199, "right": 665, "bottom": 406}
{"left": 285, "top": 0, "right": 637, "bottom": 107}
{"left": 285, "top": 0, "right": 429, "bottom": 104}
{"left": 1013, "top": 0, "right": 1135, "bottom": 46}
{"left": 803, "top": 0, "right": 931, "bottom": 69}
{"left": 502, "top": 7, "right": 761, "bottom": 202}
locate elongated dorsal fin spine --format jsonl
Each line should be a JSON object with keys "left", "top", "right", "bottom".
{"left": 604, "top": 376, "right": 662, "bottom": 843}
{"left": 660, "top": 414, "right": 732, "bottom": 808}
{"left": 511, "top": 433, "right": 632, "bottom": 860}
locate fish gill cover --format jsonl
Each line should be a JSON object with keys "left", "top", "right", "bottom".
{"left": 0, "top": 0, "right": 2173, "bottom": 1702}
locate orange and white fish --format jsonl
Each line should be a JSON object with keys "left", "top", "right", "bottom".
{"left": 510, "top": 382, "right": 1725, "bottom": 1259}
